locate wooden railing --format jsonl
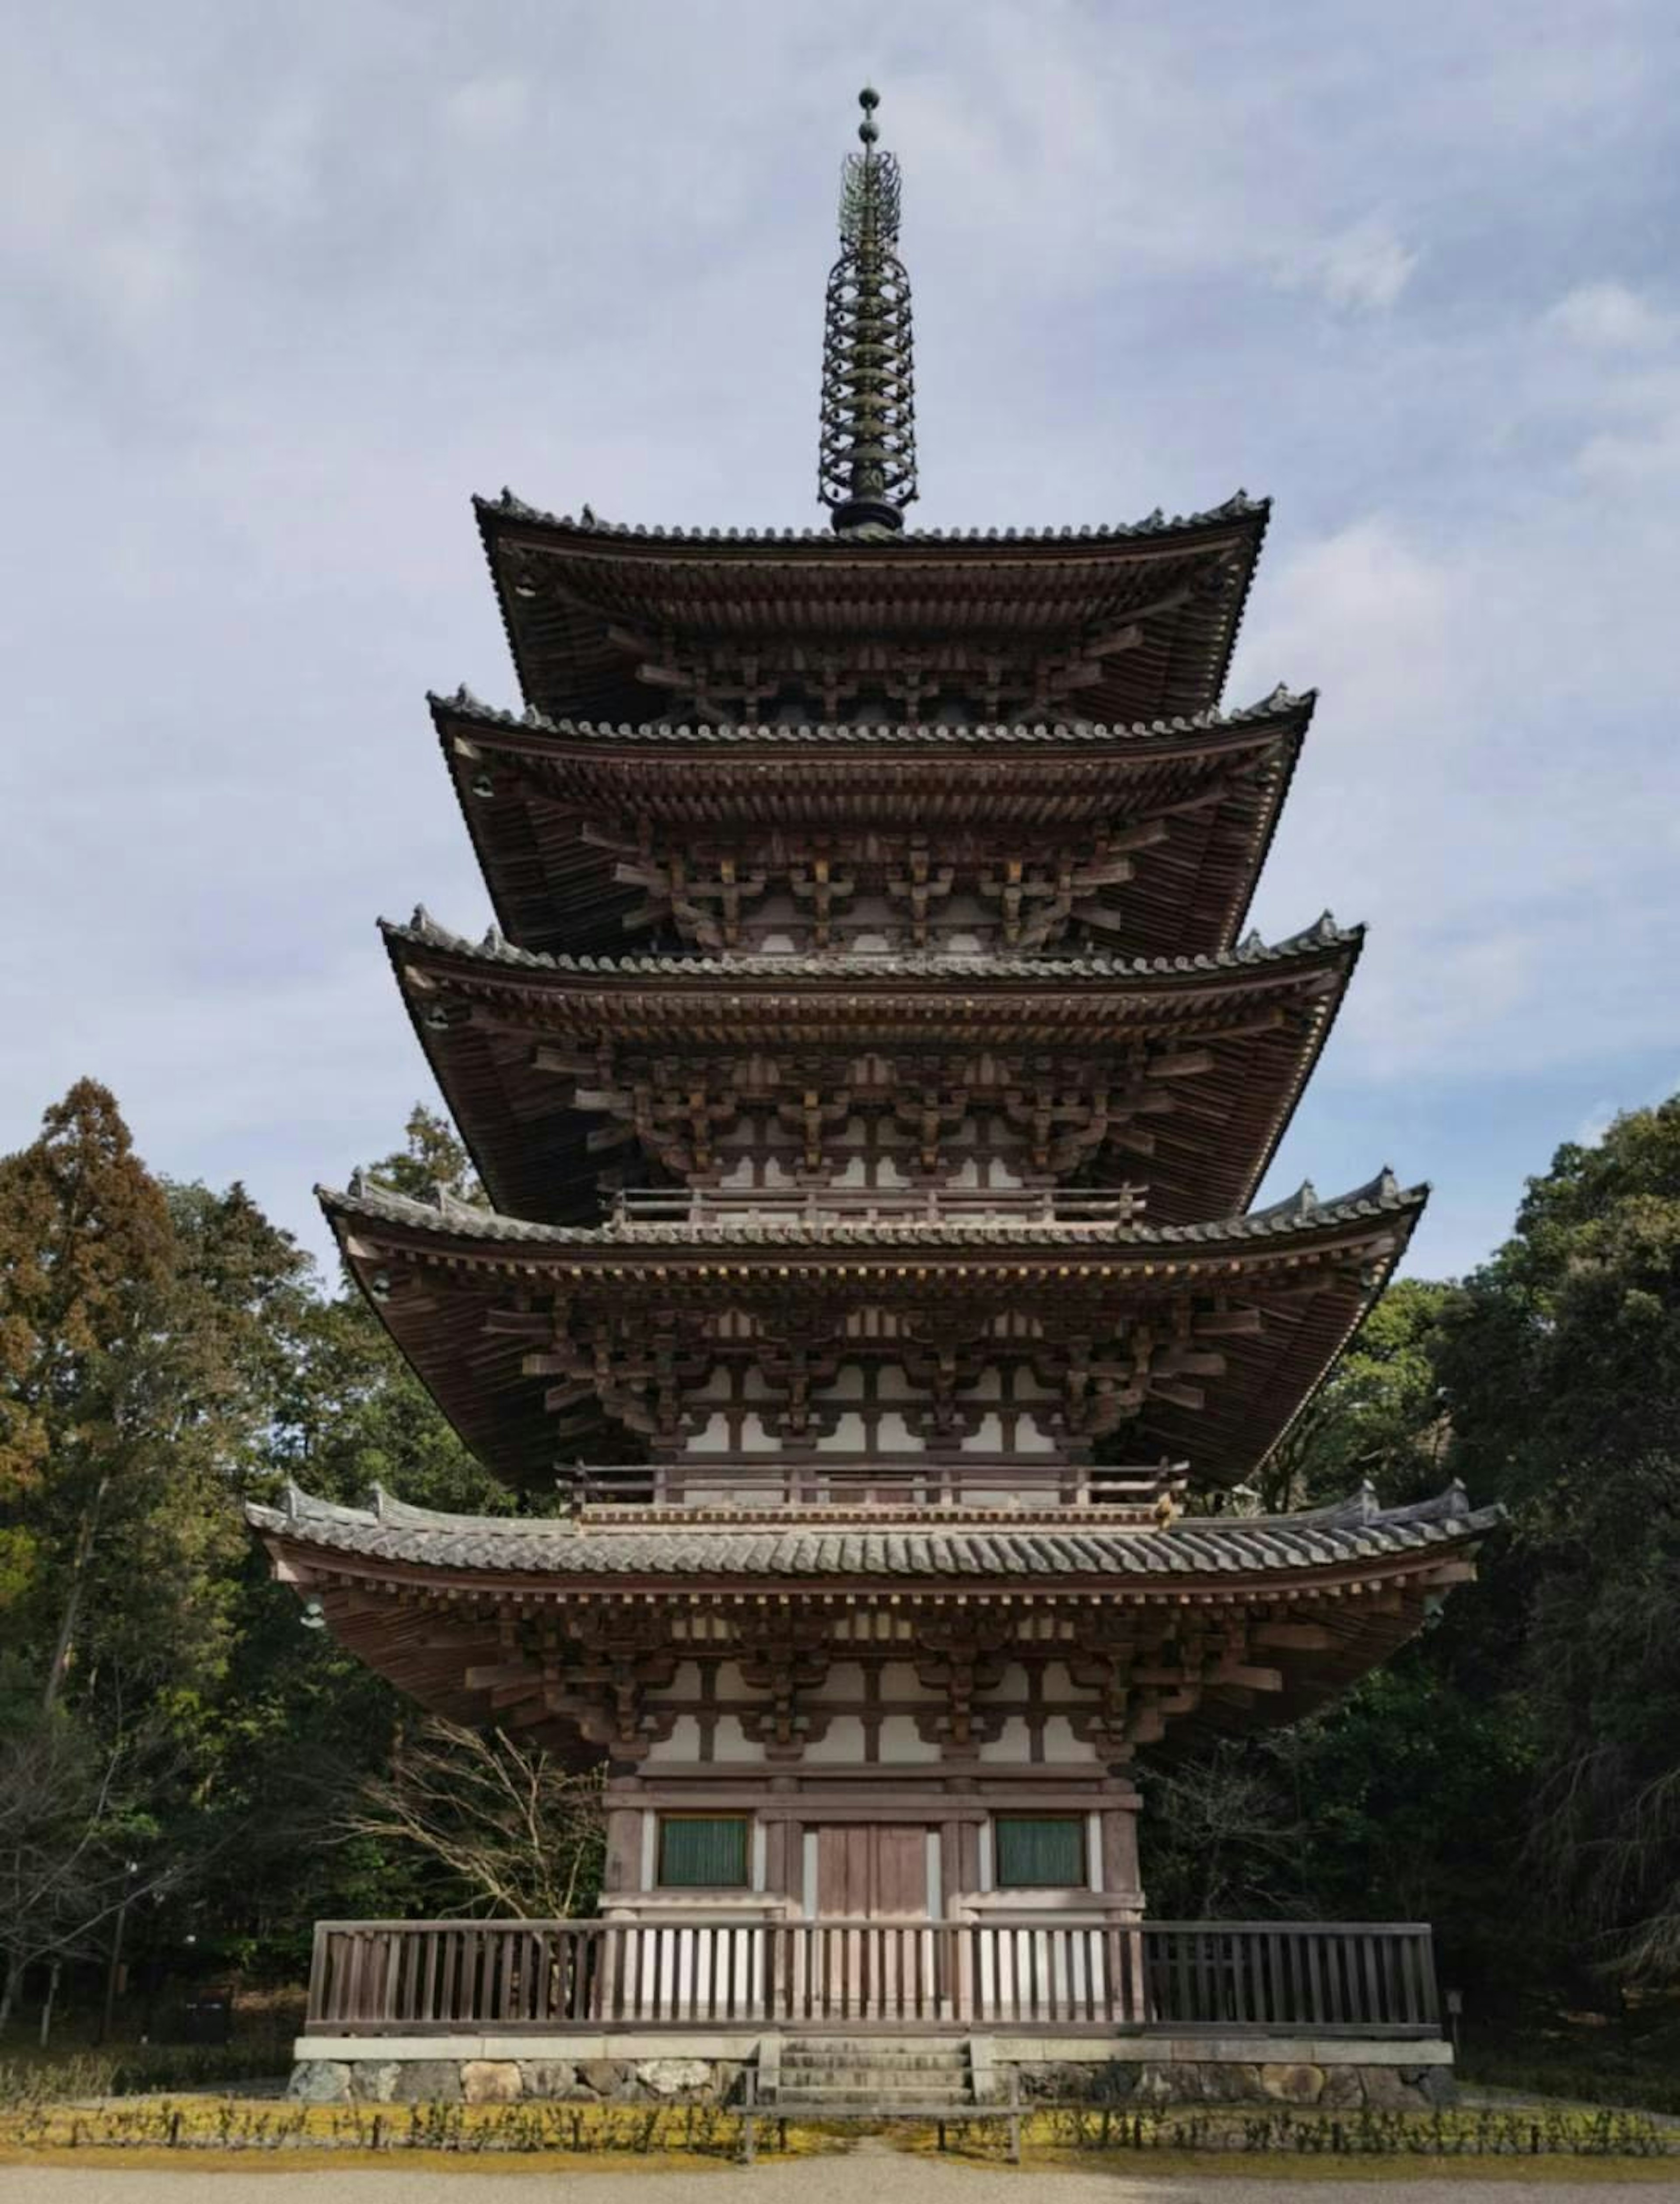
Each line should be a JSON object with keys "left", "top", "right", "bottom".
{"left": 607, "top": 1186, "right": 1143, "bottom": 1231}
{"left": 559, "top": 1460, "right": 1188, "bottom": 1511}
{"left": 305, "top": 1919, "right": 1440, "bottom": 2038}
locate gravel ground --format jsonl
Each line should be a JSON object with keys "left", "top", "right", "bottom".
{"left": 0, "top": 2145, "right": 1673, "bottom": 2201}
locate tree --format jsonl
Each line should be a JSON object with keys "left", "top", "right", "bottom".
{"left": 1258, "top": 1278, "right": 1454, "bottom": 1511}
{"left": 343, "top": 1719, "right": 604, "bottom": 1919}
{"left": 1436, "top": 1099, "right": 1680, "bottom": 1984}
{"left": 0, "top": 1081, "right": 177, "bottom": 1708}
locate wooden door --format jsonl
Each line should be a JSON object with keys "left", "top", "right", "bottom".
{"left": 816, "top": 1823, "right": 929, "bottom": 1918}
{"left": 812, "top": 1825, "right": 933, "bottom": 2018}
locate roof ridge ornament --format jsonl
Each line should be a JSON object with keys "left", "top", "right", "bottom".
{"left": 819, "top": 87, "right": 918, "bottom": 533}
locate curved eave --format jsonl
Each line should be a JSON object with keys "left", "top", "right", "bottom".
{"left": 475, "top": 491, "right": 1270, "bottom": 731}
{"left": 249, "top": 1479, "right": 1494, "bottom": 1750}
{"left": 433, "top": 689, "right": 1312, "bottom": 962}
{"left": 383, "top": 917, "right": 1361, "bottom": 1229}
{"left": 319, "top": 1175, "right": 1425, "bottom": 1495}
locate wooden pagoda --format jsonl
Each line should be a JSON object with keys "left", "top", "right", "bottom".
{"left": 256, "top": 93, "right": 1493, "bottom": 2101}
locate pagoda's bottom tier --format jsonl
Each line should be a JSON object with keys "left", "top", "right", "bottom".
{"left": 251, "top": 1480, "right": 1496, "bottom": 1777}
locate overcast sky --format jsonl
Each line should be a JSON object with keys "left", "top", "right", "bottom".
{"left": 4, "top": 1, "right": 1677, "bottom": 1281}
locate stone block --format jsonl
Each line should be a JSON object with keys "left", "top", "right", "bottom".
{"left": 1132, "top": 2062, "right": 1178, "bottom": 2104}
{"left": 288, "top": 2061, "right": 351, "bottom": 2104}
{"left": 1318, "top": 2066, "right": 1364, "bottom": 2109}
{"left": 1260, "top": 2062, "right": 1325, "bottom": 2105}
{"left": 1361, "top": 2065, "right": 1427, "bottom": 2110}
{"left": 576, "top": 2057, "right": 633, "bottom": 2098}
{"left": 462, "top": 2060, "right": 523, "bottom": 2104}
{"left": 1134, "top": 2061, "right": 1264, "bottom": 2104}
{"left": 1402, "top": 2063, "right": 1458, "bottom": 2108}
{"left": 635, "top": 2056, "right": 716, "bottom": 2098}
{"left": 1023, "top": 2059, "right": 1138, "bottom": 2103}
{"left": 390, "top": 2060, "right": 465, "bottom": 2104}
{"left": 350, "top": 2062, "right": 402, "bottom": 2103}
{"left": 518, "top": 2060, "right": 579, "bottom": 2099}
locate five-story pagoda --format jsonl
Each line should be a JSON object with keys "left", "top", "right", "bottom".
{"left": 256, "top": 94, "right": 1495, "bottom": 2080}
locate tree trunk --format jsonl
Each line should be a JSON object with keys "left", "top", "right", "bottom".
{"left": 43, "top": 1471, "right": 110, "bottom": 1711}
{"left": 0, "top": 1952, "right": 19, "bottom": 2028}
{"left": 38, "top": 1959, "right": 61, "bottom": 2049}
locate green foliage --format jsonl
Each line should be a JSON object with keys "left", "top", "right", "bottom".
{"left": 1260, "top": 1278, "right": 1454, "bottom": 1510}
{"left": 0, "top": 1088, "right": 562, "bottom": 2014}
{"left": 1148, "top": 1093, "right": 1680, "bottom": 2010}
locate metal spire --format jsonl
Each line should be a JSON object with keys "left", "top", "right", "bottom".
{"left": 819, "top": 87, "right": 918, "bottom": 532}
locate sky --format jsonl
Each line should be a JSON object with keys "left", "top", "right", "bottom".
{"left": 4, "top": 0, "right": 1678, "bottom": 1283}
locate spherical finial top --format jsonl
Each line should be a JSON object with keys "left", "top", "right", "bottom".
{"left": 858, "top": 85, "right": 880, "bottom": 143}
{"left": 859, "top": 86, "right": 880, "bottom": 110}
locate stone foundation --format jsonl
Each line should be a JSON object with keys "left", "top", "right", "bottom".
{"left": 1012, "top": 2054, "right": 1454, "bottom": 2110}
{"left": 291, "top": 2050, "right": 746, "bottom": 2107}
{"left": 292, "top": 2033, "right": 1453, "bottom": 2111}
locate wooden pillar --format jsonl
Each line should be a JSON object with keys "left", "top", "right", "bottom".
{"left": 1100, "top": 1781, "right": 1143, "bottom": 1912}
{"left": 602, "top": 1805, "right": 644, "bottom": 1897}
{"left": 764, "top": 1815, "right": 792, "bottom": 1904}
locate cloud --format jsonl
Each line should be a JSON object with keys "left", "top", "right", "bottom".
{"left": 443, "top": 74, "right": 530, "bottom": 145}
{"left": 1548, "top": 280, "right": 1671, "bottom": 351}
{"left": 1291, "top": 219, "right": 1421, "bottom": 314}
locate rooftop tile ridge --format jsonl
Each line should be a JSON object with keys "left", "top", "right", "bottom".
{"left": 379, "top": 909, "right": 1362, "bottom": 979}
{"left": 248, "top": 1475, "right": 1501, "bottom": 1552}
{"left": 320, "top": 1169, "right": 1425, "bottom": 1247}
{"left": 473, "top": 486, "right": 1272, "bottom": 546}
{"left": 428, "top": 681, "right": 1316, "bottom": 745}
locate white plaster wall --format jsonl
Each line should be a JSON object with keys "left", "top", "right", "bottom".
{"left": 705, "top": 1716, "right": 764, "bottom": 1763}
{"left": 876, "top": 1714, "right": 941, "bottom": 1764}
{"left": 1041, "top": 1717, "right": 1097, "bottom": 1763}
{"left": 976, "top": 1717, "right": 1034, "bottom": 1765}
{"left": 644, "top": 1714, "right": 704, "bottom": 1765}
{"left": 801, "top": 1714, "right": 866, "bottom": 1765}
{"left": 875, "top": 1412, "right": 920, "bottom": 1451}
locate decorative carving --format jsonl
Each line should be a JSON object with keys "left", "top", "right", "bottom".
{"left": 546, "top": 1610, "right": 679, "bottom": 1760}
{"left": 912, "top": 1614, "right": 1014, "bottom": 1753}
{"left": 734, "top": 1616, "right": 833, "bottom": 1763}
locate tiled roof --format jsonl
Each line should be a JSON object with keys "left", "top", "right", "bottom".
{"left": 430, "top": 682, "right": 1313, "bottom": 749}
{"left": 476, "top": 487, "right": 1270, "bottom": 550}
{"left": 384, "top": 905, "right": 1358, "bottom": 987}
{"left": 325, "top": 1165, "right": 1421, "bottom": 1252}
{"left": 248, "top": 1480, "right": 1500, "bottom": 1582}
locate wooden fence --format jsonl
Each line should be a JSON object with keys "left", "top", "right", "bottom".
{"left": 305, "top": 1918, "right": 1440, "bottom": 2037}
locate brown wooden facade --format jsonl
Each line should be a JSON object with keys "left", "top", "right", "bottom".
{"left": 253, "top": 108, "right": 1494, "bottom": 2037}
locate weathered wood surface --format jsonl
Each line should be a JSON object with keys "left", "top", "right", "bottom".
{"left": 304, "top": 1917, "right": 1441, "bottom": 2037}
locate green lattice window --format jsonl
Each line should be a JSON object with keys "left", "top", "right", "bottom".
{"left": 994, "top": 1816, "right": 1086, "bottom": 1889}
{"left": 657, "top": 1816, "right": 750, "bottom": 1889}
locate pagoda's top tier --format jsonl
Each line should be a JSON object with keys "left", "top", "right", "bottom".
{"left": 476, "top": 490, "right": 1269, "bottom": 729}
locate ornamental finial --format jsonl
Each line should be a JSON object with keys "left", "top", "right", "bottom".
{"left": 819, "top": 87, "right": 918, "bottom": 533}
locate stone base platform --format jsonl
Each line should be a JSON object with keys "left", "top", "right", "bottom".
{"left": 290, "top": 2032, "right": 1455, "bottom": 2112}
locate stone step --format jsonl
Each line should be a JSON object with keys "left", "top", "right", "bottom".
{"left": 777, "top": 2068, "right": 965, "bottom": 2090}
{"left": 780, "top": 2036, "right": 961, "bottom": 2054}
{"left": 768, "top": 2087, "right": 974, "bottom": 2110}
{"left": 782, "top": 2047, "right": 967, "bottom": 2062}
{"left": 783, "top": 2038, "right": 967, "bottom": 2051}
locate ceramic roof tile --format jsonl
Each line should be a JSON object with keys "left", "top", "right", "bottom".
{"left": 383, "top": 906, "right": 1358, "bottom": 987}
{"left": 430, "top": 682, "right": 1313, "bottom": 749}
{"left": 248, "top": 1481, "right": 1500, "bottom": 1581}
